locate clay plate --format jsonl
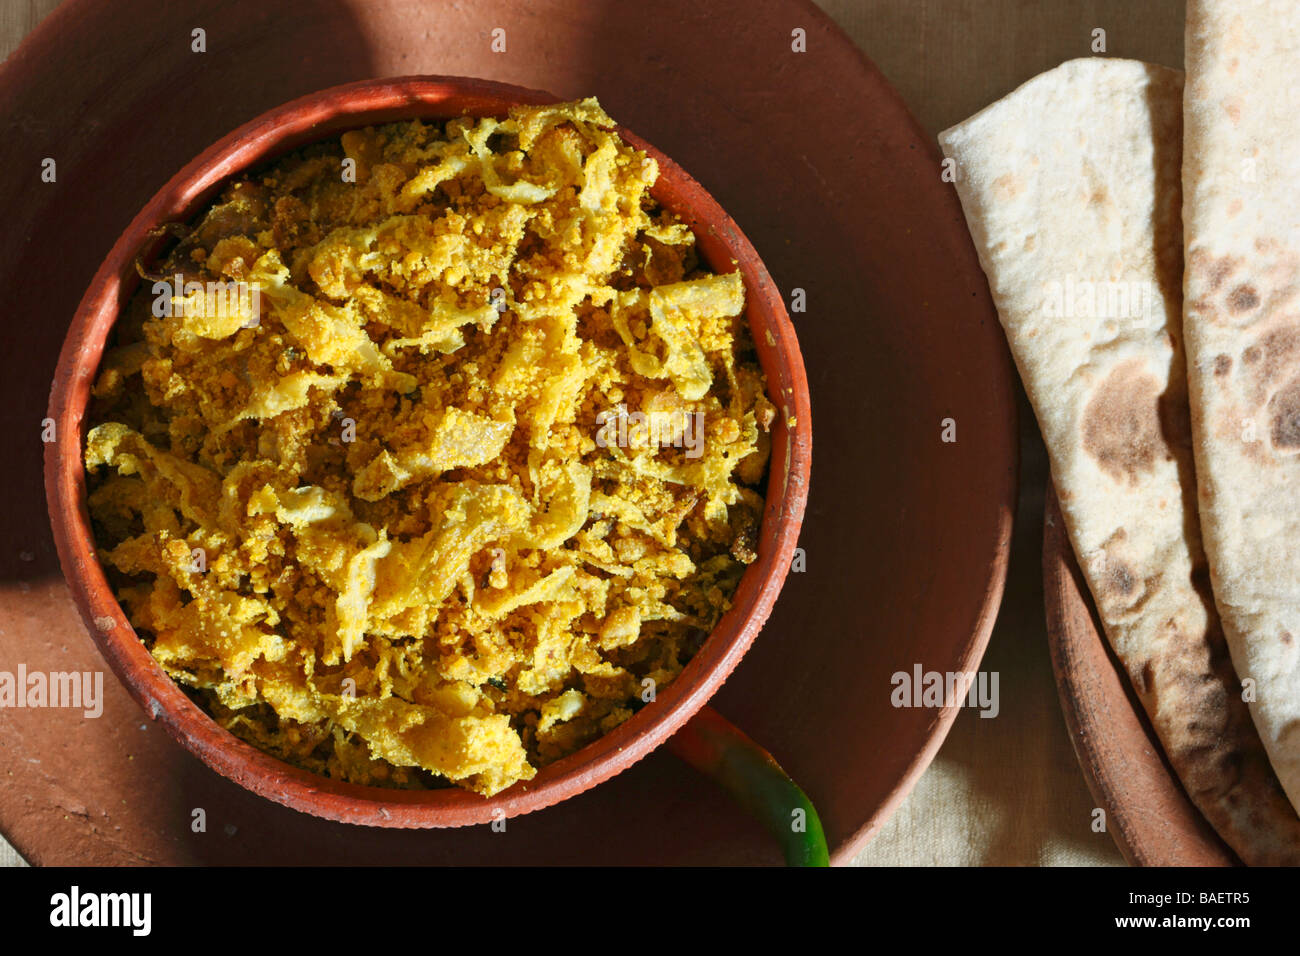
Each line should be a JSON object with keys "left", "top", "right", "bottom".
{"left": 1042, "top": 487, "right": 1239, "bottom": 866}
{"left": 1, "top": 0, "right": 1016, "bottom": 864}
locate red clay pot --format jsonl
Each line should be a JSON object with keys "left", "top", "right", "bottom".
{"left": 43, "top": 76, "right": 812, "bottom": 828}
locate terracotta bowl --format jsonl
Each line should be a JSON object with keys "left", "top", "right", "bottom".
{"left": 43, "top": 75, "right": 811, "bottom": 828}
{"left": 1042, "top": 487, "right": 1238, "bottom": 865}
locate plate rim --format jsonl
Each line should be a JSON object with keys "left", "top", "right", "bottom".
{"left": 795, "top": 0, "right": 1020, "bottom": 864}
{"left": 1042, "top": 484, "right": 1240, "bottom": 867}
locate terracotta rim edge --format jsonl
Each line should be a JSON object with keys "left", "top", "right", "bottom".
{"left": 1043, "top": 489, "right": 1143, "bottom": 866}
{"left": 1042, "top": 485, "right": 1239, "bottom": 867}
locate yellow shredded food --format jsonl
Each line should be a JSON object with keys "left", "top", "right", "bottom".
{"left": 83, "top": 98, "right": 774, "bottom": 796}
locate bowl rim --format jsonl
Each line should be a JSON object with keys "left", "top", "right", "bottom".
{"left": 43, "top": 74, "right": 812, "bottom": 828}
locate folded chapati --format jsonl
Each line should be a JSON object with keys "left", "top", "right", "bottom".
{"left": 1182, "top": 0, "right": 1300, "bottom": 822}
{"left": 941, "top": 57, "right": 1300, "bottom": 864}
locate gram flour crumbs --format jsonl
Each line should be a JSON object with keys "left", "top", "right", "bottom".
{"left": 83, "top": 98, "right": 774, "bottom": 796}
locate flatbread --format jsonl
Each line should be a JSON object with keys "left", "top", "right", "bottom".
{"left": 1183, "top": 0, "right": 1300, "bottom": 821}
{"left": 941, "top": 57, "right": 1300, "bottom": 865}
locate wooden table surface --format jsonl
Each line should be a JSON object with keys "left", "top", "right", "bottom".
{"left": 0, "top": 0, "right": 1189, "bottom": 866}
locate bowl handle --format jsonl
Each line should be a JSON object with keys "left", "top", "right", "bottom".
{"left": 667, "top": 705, "right": 829, "bottom": 866}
